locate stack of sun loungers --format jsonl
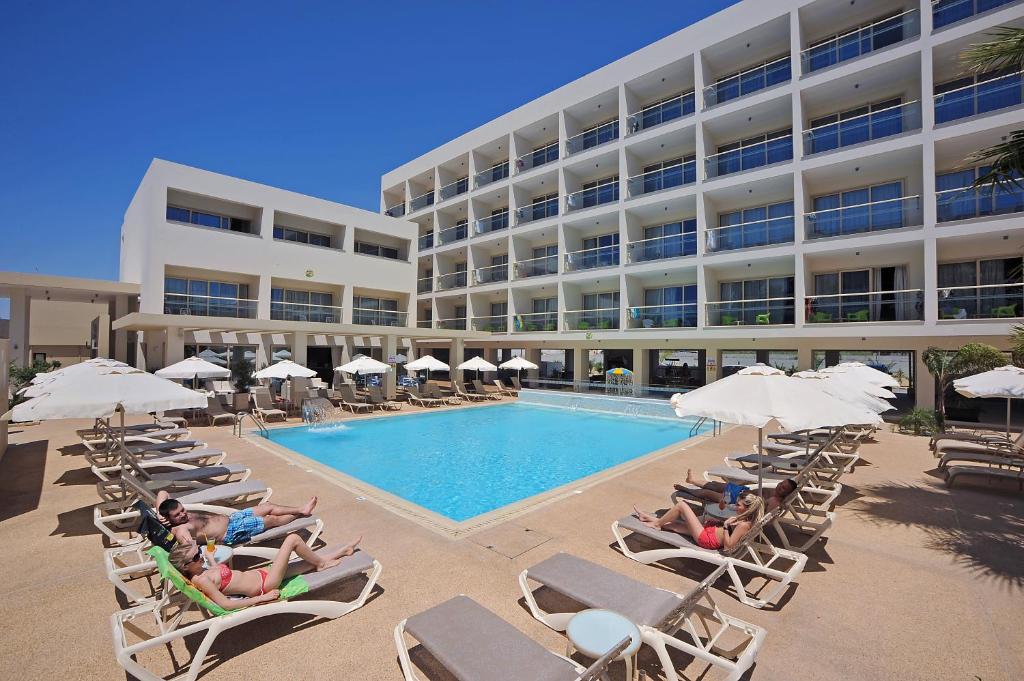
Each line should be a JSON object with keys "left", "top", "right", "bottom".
{"left": 931, "top": 429, "right": 1024, "bottom": 490}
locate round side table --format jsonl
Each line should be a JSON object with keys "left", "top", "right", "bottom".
{"left": 566, "top": 608, "right": 642, "bottom": 680}
{"left": 202, "top": 544, "right": 234, "bottom": 568}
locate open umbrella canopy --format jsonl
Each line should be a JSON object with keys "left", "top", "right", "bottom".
{"left": 606, "top": 367, "right": 633, "bottom": 376}
{"left": 20, "top": 358, "right": 134, "bottom": 398}
{"left": 252, "top": 360, "right": 317, "bottom": 380}
{"left": 954, "top": 365, "right": 1024, "bottom": 398}
{"left": 793, "top": 370, "right": 897, "bottom": 399}
{"left": 456, "top": 356, "right": 498, "bottom": 372}
{"left": 792, "top": 371, "right": 894, "bottom": 414}
{"left": 405, "top": 355, "right": 450, "bottom": 372}
{"left": 499, "top": 356, "right": 538, "bottom": 371}
{"left": 819, "top": 362, "right": 899, "bottom": 389}
{"left": 337, "top": 356, "right": 391, "bottom": 375}
{"left": 155, "top": 356, "right": 231, "bottom": 380}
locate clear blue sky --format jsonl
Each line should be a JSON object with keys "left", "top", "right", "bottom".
{"left": 0, "top": 1, "right": 737, "bottom": 289}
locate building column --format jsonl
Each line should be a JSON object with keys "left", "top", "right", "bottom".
{"left": 257, "top": 275, "right": 272, "bottom": 320}
{"left": 8, "top": 290, "right": 30, "bottom": 366}
{"left": 526, "top": 347, "right": 542, "bottom": 387}
{"left": 112, "top": 295, "right": 130, "bottom": 362}
{"left": 292, "top": 333, "right": 308, "bottom": 367}
{"left": 915, "top": 351, "right": 935, "bottom": 410}
{"left": 165, "top": 327, "right": 185, "bottom": 366}
{"left": 450, "top": 338, "right": 465, "bottom": 385}
{"left": 573, "top": 347, "right": 588, "bottom": 391}
{"left": 93, "top": 314, "right": 111, "bottom": 359}
{"left": 384, "top": 334, "right": 398, "bottom": 399}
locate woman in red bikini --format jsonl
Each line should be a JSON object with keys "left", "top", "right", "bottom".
{"left": 169, "top": 533, "right": 362, "bottom": 610}
{"left": 633, "top": 491, "right": 765, "bottom": 551}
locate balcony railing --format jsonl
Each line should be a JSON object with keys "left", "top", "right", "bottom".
{"left": 703, "top": 55, "right": 791, "bottom": 108}
{"left": 417, "top": 276, "right": 433, "bottom": 294}
{"left": 627, "top": 91, "right": 696, "bottom": 134}
{"left": 806, "top": 289, "right": 924, "bottom": 323}
{"left": 566, "top": 120, "right": 619, "bottom": 156}
{"left": 410, "top": 190, "right": 435, "bottom": 212}
{"left": 565, "top": 182, "right": 619, "bottom": 212}
{"left": 351, "top": 308, "right": 407, "bottom": 327}
{"left": 626, "top": 233, "right": 697, "bottom": 263}
{"left": 270, "top": 302, "right": 342, "bottom": 323}
{"left": 164, "top": 293, "right": 257, "bottom": 319}
{"left": 436, "top": 318, "right": 467, "bottom": 330}
{"left": 475, "top": 161, "right": 509, "bottom": 188}
{"left": 384, "top": 202, "right": 406, "bottom": 218}
{"left": 438, "top": 223, "right": 468, "bottom": 245}
{"left": 626, "top": 160, "right": 696, "bottom": 197}
{"left": 436, "top": 271, "right": 468, "bottom": 290}
{"left": 471, "top": 315, "right": 507, "bottom": 332}
{"left": 513, "top": 254, "right": 559, "bottom": 279}
{"left": 438, "top": 177, "right": 469, "bottom": 202}
{"left": 935, "top": 71, "right": 1023, "bottom": 124}
{"left": 418, "top": 232, "right": 434, "bottom": 250}
{"left": 515, "top": 199, "right": 559, "bottom": 225}
{"left": 705, "top": 135, "right": 793, "bottom": 179}
{"left": 564, "top": 307, "right": 620, "bottom": 331}
{"left": 936, "top": 183, "right": 1024, "bottom": 222}
{"left": 705, "top": 215, "right": 795, "bottom": 253}
{"left": 515, "top": 141, "right": 559, "bottom": 173}
{"left": 472, "top": 263, "right": 508, "bottom": 285}
{"left": 805, "top": 195, "right": 921, "bottom": 239}
{"left": 706, "top": 298, "right": 796, "bottom": 326}
{"left": 933, "top": 0, "right": 1019, "bottom": 30}
{"left": 938, "top": 283, "right": 1024, "bottom": 320}
{"left": 564, "top": 244, "right": 620, "bottom": 272}
{"left": 416, "top": 319, "right": 433, "bottom": 329}
{"left": 801, "top": 8, "right": 920, "bottom": 74}
{"left": 803, "top": 100, "right": 921, "bottom": 155}
{"left": 474, "top": 211, "right": 509, "bottom": 234}
{"left": 627, "top": 303, "right": 698, "bottom": 329}
{"left": 513, "top": 312, "right": 558, "bottom": 332}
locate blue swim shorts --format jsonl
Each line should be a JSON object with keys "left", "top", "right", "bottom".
{"left": 223, "top": 508, "right": 265, "bottom": 545}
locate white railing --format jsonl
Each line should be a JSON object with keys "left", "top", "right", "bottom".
{"left": 565, "top": 181, "right": 619, "bottom": 212}
{"left": 627, "top": 91, "right": 696, "bottom": 134}
{"left": 703, "top": 55, "right": 791, "bottom": 107}
{"left": 417, "top": 276, "right": 433, "bottom": 293}
{"left": 515, "top": 141, "right": 559, "bottom": 173}
{"left": 417, "top": 232, "right": 434, "bottom": 250}
{"left": 803, "top": 100, "right": 921, "bottom": 155}
{"left": 704, "top": 134, "right": 793, "bottom": 178}
{"left": 933, "top": 0, "right": 1019, "bottom": 29}
{"left": 626, "top": 160, "right": 696, "bottom": 197}
{"left": 384, "top": 202, "right": 406, "bottom": 218}
{"left": 436, "top": 317, "right": 468, "bottom": 330}
{"left": 350, "top": 308, "right": 408, "bottom": 327}
{"left": 416, "top": 319, "right": 433, "bottom": 329}
{"left": 566, "top": 119, "right": 619, "bottom": 155}
{"left": 626, "top": 233, "right": 697, "bottom": 263}
{"left": 705, "top": 215, "right": 795, "bottom": 252}
{"left": 800, "top": 8, "right": 920, "bottom": 74}
{"left": 806, "top": 289, "right": 924, "bottom": 323}
{"left": 626, "top": 304, "right": 698, "bottom": 329}
{"left": 474, "top": 161, "right": 509, "bottom": 188}
{"left": 513, "top": 312, "right": 559, "bottom": 332}
{"left": 438, "top": 177, "right": 469, "bottom": 202}
{"left": 409, "top": 190, "right": 435, "bottom": 212}
{"left": 270, "top": 302, "right": 342, "bottom": 324}
{"left": 564, "top": 307, "right": 620, "bottom": 330}
{"left": 938, "top": 282, "right": 1024, "bottom": 320}
{"left": 564, "top": 244, "right": 620, "bottom": 272}
{"left": 436, "top": 271, "right": 468, "bottom": 290}
{"left": 438, "top": 223, "right": 469, "bottom": 245}
{"left": 472, "top": 263, "right": 509, "bottom": 285}
{"left": 705, "top": 298, "right": 796, "bottom": 326}
{"left": 164, "top": 293, "right": 258, "bottom": 319}
{"left": 805, "top": 195, "right": 921, "bottom": 239}
{"left": 934, "top": 70, "right": 1024, "bottom": 124}
{"left": 471, "top": 315, "right": 507, "bottom": 332}
{"left": 474, "top": 210, "right": 509, "bottom": 234}
{"left": 936, "top": 183, "right": 1024, "bottom": 222}
{"left": 513, "top": 254, "right": 559, "bottom": 279}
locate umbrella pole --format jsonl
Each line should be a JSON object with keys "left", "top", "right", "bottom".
{"left": 1007, "top": 398, "right": 1012, "bottom": 438}
{"left": 757, "top": 427, "right": 763, "bottom": 493}
{"left": 118, "top": 407, "right": 128, "bottom": 499}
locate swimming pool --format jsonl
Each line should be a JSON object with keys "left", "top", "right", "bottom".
{"left": 264, "top": 403, "right": 707, "bottom": 522}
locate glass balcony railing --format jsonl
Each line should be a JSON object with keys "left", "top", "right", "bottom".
{"left": 703, "top": 55, "right": 791, "bottom": 108}
{"left": 475, "top": 161, "right": 509, "bottom": 188}
{"left": 626, "top": 233, "right": 697, "bottom": 263}
{"left": 438, "top": 177, "right": 469, "bottom": 202}
{"left": 474, "top": 211, "right": 509, "bottom": 234}
{"left": 801, "top": 8, "right": 920, "bottom": 74}
{"left": 384, "top": 202, "right": 406, "bottom": 218}
{"left": 472, "top": 263, "right": 508, "bottom": 285}
{"left": 515, "top": 141, "right": 559, "bottom": 173}
{"left": 936, "top": 183, "right": 1024, "bottom": 222}
{"left": 938, "top": 283, "right": 1024, "bottom": 320}
{"left": 565, "top": 182, "right": 619, "bottom": 212}
{"left": 436, "top": 271, "right": 468, "bottom": 291}
{"left": 351, "top": 308, "right": 407, "bottom": 327}
{"left": 935, "top": 71, "right": 1023, "bottom": 124}
{"left": 933, "top": 0, "right": 1020, "bottom": 30}
{"left": 416, "top": 319, "right": 433, "bottom": 329}
{"left": 436, "top": 318, "right": 467, "bottom": 330}
{"left": 806, "top": 289, "right": 924, "bottom": 323}
{"left": 803, "top": 101, "right": 921, "bottom": 155}
{"left": 565, "top": 307, "right": 620, "bottom": 331}
{"left": 270, "top": 302, "right": 342, "bottom": 323}
{"left": 164, "top": 293, "right": 257, "bottom": 319}
{"left": 706, "top": 298, "right": 795, "bottom": 326}
{"left": 417, "top": 276, "right": 433, "bottom": 294}
{"left": 513, "top": 312, "right": 558, "bottom": 332}
{"left": 705, "top": 215, "right": 795, "bottom": 253}
{"left": 418, "top": 233, "right": 434, "bottom": 250}
{"left": 564, "top": 244, "right": 620, "bottom": 272}
{"left": 471, "top": 315, "right": 507, "bottom": 332}
{"left": 626, "top": 303, "right": 698, "bottom": 329}
{"left": 515, "top": 198, "right": 559, "bottom": 225}
{"left": 566, "top": 120, "right": 619, "bottom": 156}
{"left": 627, "top": 92, "right": 696, "bottom": 134}
{"left": 705, "top": 135, "right": 793, "bottom": 179}
{"left": 513, "top": 254, "right": 559, "bottom": 279}
{"left": 438, "top": 223, "right": 468, "bottom": 245}
{"left": 410, "top": 191, "right": 435, "bottom": 212}
{"left": 805, "top": 195, "right": 921, "bottom": 240}
{"left": 626, "top": 160, "right": 696, "bottom": 197}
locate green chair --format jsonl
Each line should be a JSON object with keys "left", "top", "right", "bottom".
{"left": 755, "top": 313, "right": 771, "bottom": 325}
{"left": 809, "top": 311, "right": 832, "bottom": 323}
{"left": 847, "top": 309, "right": 870, "bottom": 322}
{"left": 993, "top": 305, "right": 1017, "bottom": 318}
{"left": 720, "top": 313, "right": 738, "bottom": 326}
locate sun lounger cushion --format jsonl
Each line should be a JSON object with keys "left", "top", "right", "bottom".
{"left": 126, "top": 441, "right": 203, "bottom": 455}
{"left": 147, "top": 463, "right": 246, "bottom": 484}
{"left": 705, "top": 465, "right": 788, "bottom": 483}
{"left": 140, "top": 449, "right": 224, "bottom": 465}
{"left": 616, "top": 515, "right": 700, "bottom": 550}
{"left": 248, "top": 516, "right": 322, "bottom": 544}
{"left": 404, "top": 595, "right": 579, "bottom": 681}
{"left": 176, "top": 481, "right": 267, "bottom": 505}
{"left": 731, "top": 453, "right": 806, "bottom": 470}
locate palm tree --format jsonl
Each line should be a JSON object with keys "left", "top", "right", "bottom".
{"left": 923, "top": 343, "right": 1005, "bottom": 428}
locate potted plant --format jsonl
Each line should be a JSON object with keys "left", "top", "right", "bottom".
{"left": 577, "top": 321, "right": 591, "bottom": 330}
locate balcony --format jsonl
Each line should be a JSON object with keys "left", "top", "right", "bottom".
{"left": 937, "top": 183, "right": 1024, "bottom": 222}
{"left": 565, "top": 181, "right": 619, "bottom": 213}
{"left": 270, "top": 302, "right": 342, "bottom": 324}
{"left": 938, "top": 283, "right": 1024, "bottom": 319}
{"left": 627, "top": 91, "right": 696, "bottom": 134}
{"left": 471, "top": 315, "right": 507, "bottom": 332}
{"left": 703, "top": 55, "right": 791, "bottom": 108}
{"left": 564, "top": 307, "right": 620, "bottom": 331}
{"left": 801, "top": 8, "right": 920, "bottom": 74}
{"left": 705, "top": 135, "right": 793, "bottom": 179}
{"left": 410, "top": 190, "right": 435, "bottom": 212}
{"left": 474, "top": 211, "right": 509, "bottom": 235}
{"left": 803, "top": 101, "right": 921, "bottom": 155}
{"left": 626, "top": 160, "right": 696, "bottom": 198}
{"left": 438, "top": 223, "right": 468, "bottom": 246}
{"left": 384, "top": 202, "right": 406, "bottom": 218}
{"left": 438, "top": 177, "right": 469, "bottom": 202}
{"left": 705, "top": 215, "right": 795, "bottom": 253}
{"left": 706, "top": 298, "right": 795, "bottom": 326}
{"left": 806, "top": 289, "right": 924, "bottom": 323}
{"left": 416, "top": 319, "right": 433, "bottom": 329}
{"left": 417, "top": 277, "right": 433, "bottom": 294}
{"left": 564, "top": 244, "right": 620, "bottom": 272}
{"left": 566, "top": 120, "right": 619, "bottom": 156}
{"left": 515, "top": 198, "right": 559, "bottom": 225}
{"left": 515, "top": 141, "right": 559, "bottom": 173}
{"left": 513, "top": 254, "right": 559, "bottom": 279}
{"left": 935, "top": 71, "right": 1023, "bottom": 125}
{"left": 933, "top": 0, "right": 1020, "bottom": 30}
{"left": 805, "top": 195, "right": 921, "bottom": 240}
{"left": 436, "top": 318, "right": 467, "bottom": 330}
{"left": 351, "top": 308, "right": 407, "bottom": 327}
{"left": 436, "top": 271, "right": 468, "bottom": 291}
{"left": 472, "top": 263, "right": 508, "bottom": 285}
{"left": 626, "top": 233, "right": 697, "bottom": 263}
{"left": 513, "top": 312, "right": 558, "bottom": 332}
{"left": 164, "top": 293, "right": 257, "bottom": 319}
{"left": 626, "top": 303, "right": 698, "bottom": 329}
{"left": 475, "top": 161, "right": 509, "bottom": 189}
{"left": 418, "top": 233, "right": 434, "bottom": 250}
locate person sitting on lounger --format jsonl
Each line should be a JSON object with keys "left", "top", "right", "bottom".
{"left": 156, "top": 491, "right": 318, "bottom": 546}
{"left": 633, "top": 491, "right": 764, "bottom": 551}
{"left": 672, "top": 470, "right": 797, "bottom": 512}
{"left": 169, "top": 533, "right": 361, "bottom": 610}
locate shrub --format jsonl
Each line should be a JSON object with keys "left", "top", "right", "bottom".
{"left": 898, "top": 408, "right": 939, "bottom": 436}
{"left": 232, "top": 358, "right": 257, "bottom": 392}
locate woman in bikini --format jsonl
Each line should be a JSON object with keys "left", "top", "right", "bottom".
{"left": 633, "top": 491, "right": 765, "bottom": 551}
{"left": 169, "top": 533, "right": 362, "bottom": 610}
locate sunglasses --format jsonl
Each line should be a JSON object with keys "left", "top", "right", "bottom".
{"left": 191, "top": 550, "right": 202, "bottom": 564}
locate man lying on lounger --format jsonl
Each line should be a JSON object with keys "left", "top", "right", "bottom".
{"left": 673, "top": 470, "right": 797, "bottom": 513}
{"left": 156, "top": 490, "right": 318, "bottom": 546}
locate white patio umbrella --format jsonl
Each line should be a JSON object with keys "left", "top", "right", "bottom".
{"left": 155, "top": 356, "right": 231, "bottom": 380}
{"left": 456, "top": 355, "right": 498, "bottom": 381}
{"left": 499, "top": 356, "right": 539, "bottom": 388}
{"left": 820, "top": 361, "right": 900, "bottom": 389}
{"left": 792, "top": 371, "right": 895, "bottom": 414}
{"left": 954, "top": 365, "right": 1024, "bottom": 436}
{"left": 792, "top": 370, "right": 897, "bottom": 400}
{"left": 252, "top": 359, "right": 317, "bottom": 380}
{"left": 19, "top": 358, "right": 132, "bottom": 397}
{"left": 336, "top": 356, "right": 392, "bottom": 375}
{"left": 405, "top": 355, "right": 450, "bottom": 382}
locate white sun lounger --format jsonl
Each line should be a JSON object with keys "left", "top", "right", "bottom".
{"left": 81, "top": 427, "right": 191, "bottom": 452}
{"left": 85, "top": 439, "right": 208, "bottom": 466}
{"left": 90, "top": 447, "right": 249, "bottom": 484}
{"left": 946, "top": 464, "right": 1024, "bottom": 491}
{"left": 704, "top": 462, "right": 843, "bottom": 509}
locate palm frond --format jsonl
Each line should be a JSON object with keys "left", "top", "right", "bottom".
{"left": 960, "top": 26, "right": 1024, "bottom": 74}
{"left": 967, "top": 131, "right": 1024, "bottom": 191}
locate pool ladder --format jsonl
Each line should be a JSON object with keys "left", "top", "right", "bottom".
{"left": 689, "top": 416, "right": 719, "bottom": 437}
{"left": 234, "top": 412, "right": 269, "bottom": 438}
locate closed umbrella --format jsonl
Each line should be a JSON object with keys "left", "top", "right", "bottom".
{"left": 252, "top": 359, "right": 317, "bottom": 380}
{"left": 954, "top": 365, "right": 1024, "bottom": 436}
{"left": 156, "top": 356, "right": 231, "bottom": 380}
{"left": 456, "top": 356, "right": 498, "bottom": 381}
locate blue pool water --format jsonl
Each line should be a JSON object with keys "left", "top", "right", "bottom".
{"left": 265, "top": 403, "right": 705, "bottom": 522}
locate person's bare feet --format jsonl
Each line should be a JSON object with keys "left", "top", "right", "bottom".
{"left": 685, "top": 469, "right": 701, "bottom": 486}
{"left": 317, "top": 536, "right": 362, "bottom": 572}
{"left": 300, "top": 496, "right": 318, "bottom": 517}
{"left": 632, "top": 505, "right": 660, "bottom": 528}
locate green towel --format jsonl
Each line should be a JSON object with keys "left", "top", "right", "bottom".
{"left": 147, "top": 547, "right": 309, "bottom": 616}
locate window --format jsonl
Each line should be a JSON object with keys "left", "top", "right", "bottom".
{"left": 355, "top": 241, "right": 401, "bottom": 259}
{"left": 572, "top": 118, "right": 619, "bottom": 153}
{"left": 167, "top": 205, "right": 251, "bottom": 233}
{"left": 713, "top": 128, "right": 792, "bottom": 176}
{"left": 578, "top": 232, "right": 620, "bottom": 269}
{"left": 935, "top": 69, "right": 1024, "bottom": 124}
{"left": 809, "top": 181, "right": 905, "bottom": 238}
{"left": 523, "top": 192, "right": 559, "bottom": 221}
{"left": 631, "top": 91, "right": 696, "bottom": 132}
{"left": 352, "top": 296, "right": 401, "bottom": 326}
{"left": 273, "top": 226, "right": 331, "bottom": 248}
{"left": 640, "top": 156, "right": 696, "bottom": 193}
{"left": 164, "top": 277, "right": 252, "bottom": 318}
{"left": 533, "top": 297, "right": 558, "bottom": 313}
{"left": 717, "top": 277, "right": 794, "bottom": 325}
{"left": 270, "top": 289, "right": 336, "bottom": 322}
{"left": 804, "top": 12, "right": 908, "bottom": 73}
{"left": 806, "top": 97, "right": 905, "bottom": 153}
{"left": 936, "top": 166, "right": 1024, "bottom": 222}
{"left": 640, "top": 286, "right": 698, "bottom": 328}
{"left": 530, "top": 141, "right": 559, "bottom": 168}
{"left": 710, "top": 55, "right": 790, "bottom": 105}
{"left": 640, "top": 219, "right": 697, "bottom": 260}
{"left": 32, "top": 352, "right": 46, "bottom": 363}
{"left": 712, "top": 202, "right": 794, "bottom": 251}
{"left": 934, "top": 0, "right": 1019, "bottom": 30}
{"left": 580, "top": 292, "right": 620, "bottom": 329}
{"left": 570, "top": 176, "right": 619, "bottom": 209}
{"left": 938, "top": 257, "right": 1024, "bottom": 319}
